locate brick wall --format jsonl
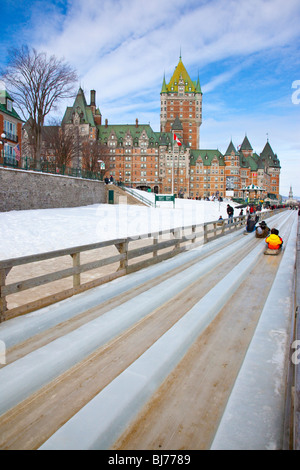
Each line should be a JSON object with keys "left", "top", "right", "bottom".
{"left": 0, "top": 168, "right": 106, "bottom": 212}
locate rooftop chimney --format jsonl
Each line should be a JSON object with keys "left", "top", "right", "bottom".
{"left": 90, "top": 90, "right": 96, "bottom": 107}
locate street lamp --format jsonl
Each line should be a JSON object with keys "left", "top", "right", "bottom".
{"left": 0, "top": 132, "right": 6, "bottom": 162}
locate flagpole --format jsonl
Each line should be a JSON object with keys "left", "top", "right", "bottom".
{"left": 172, "top": 130, "right": 175, "bottom": 195}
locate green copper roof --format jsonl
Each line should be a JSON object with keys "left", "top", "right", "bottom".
{"left": 62, "top": 87, "right": 99, "bottom": 127}
{"left": 260, "top": 140, "right": 275, "bottom": 159}
{"left": 240, "top": 135, "right": 253, "bottom": 151}
{"left": 260, "top": 141, "right": 281, "bottom": 168}
{"left": 224, "top": 140, "right": 237, "bottom": 155}
{"left": 98, "top": 123, "right": 164, "bottom": 145}
{"left": 0, "top": 90, "right": 23, "bottom": 121}
{"left": 161, "top": 57, "right": 202, "bottom": 94}
{"left": 172, "top": 115, "right": 183, "bottom": 130}
{"left": 190, "top": 149, "right": 225, "bottom": 166}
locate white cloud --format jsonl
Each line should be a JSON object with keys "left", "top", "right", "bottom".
{"left": 6, "top": 0, "right": 300, "bottom": 196}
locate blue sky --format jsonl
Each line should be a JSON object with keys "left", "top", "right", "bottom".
{"left": 1, "top": 0, "right": 300, "bottom": 197}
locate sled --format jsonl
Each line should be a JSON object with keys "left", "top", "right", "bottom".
{"left": 264, "top": 248, "right": 282, "bottom": 256}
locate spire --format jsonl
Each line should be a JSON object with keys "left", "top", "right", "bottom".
{"left": 240, "top": 134, "right": 253, "bottom": 151}
{"left": 260, "top": 140, "right": 275, "bottom": 159}
{"left": 225, "top": 140, "right": 237, "bottom": 155}
{"left": 161, "top": 73, "right": 167, "bottom": 93}
{"left": 166, "top": 56, "right": 196, "bottom": 93}
{"left": 195, "top": 72, "right": 202, "bottom": 93}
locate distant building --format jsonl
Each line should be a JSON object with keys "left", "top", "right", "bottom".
{"left": 285, "top": 186, "right": 298, "bottom": 206}
{"left": 0, "top": 89, "right": 23, "bottom": 168}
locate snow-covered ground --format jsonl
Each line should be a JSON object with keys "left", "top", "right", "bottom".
{"left": 0, "top": 189, "right": 241, "bottom": 261}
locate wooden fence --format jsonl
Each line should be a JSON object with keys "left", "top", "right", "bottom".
{"left": 0, "top": 211, "right": 277, "bottom": 322}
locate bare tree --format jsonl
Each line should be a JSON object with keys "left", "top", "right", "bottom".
{"left": 81, "top": 139, "right": 110, "bottom": 177}
{"left": 43, "top": 120, "right": 79, "bottom": 170}
{"left": 1, "top": 45, "right": 77, "bottom": 169}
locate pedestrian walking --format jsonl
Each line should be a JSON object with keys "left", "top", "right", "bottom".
{"left": 227, "top": 204, "right": 234, "bottom": 224}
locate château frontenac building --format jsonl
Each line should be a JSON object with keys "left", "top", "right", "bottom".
{"left": 52, "top": 56, "right": 281, "bottom": 200}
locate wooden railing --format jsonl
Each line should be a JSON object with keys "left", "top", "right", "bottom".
{"left": 0, "top": 211, "right": 280, "bottom": 322}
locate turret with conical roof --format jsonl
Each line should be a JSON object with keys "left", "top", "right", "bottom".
{"left": 260, "top": 140, "right": 280, "bottom": 169}
{"left": 224, "top": 140, "right": 237, "bottom": 155}
{"left": 239, "top": 134, "right": 253, "bottom": 157}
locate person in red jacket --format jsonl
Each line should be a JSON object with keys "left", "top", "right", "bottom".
{"left": 265, "top": 228, "right": 283, "bottom": 250}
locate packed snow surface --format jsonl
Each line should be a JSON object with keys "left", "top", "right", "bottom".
{"left": 0, "top": 190, "right": 241, "bottom": 260}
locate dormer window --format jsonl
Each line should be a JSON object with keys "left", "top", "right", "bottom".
{"left": 7, "top": 99, "right": 12, "bottom": 112}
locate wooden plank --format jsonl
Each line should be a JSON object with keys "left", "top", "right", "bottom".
{"left": 0, "top": 238, "right": 127, "bottom": 270}
{"left": 127, "top": 248, "right": 183, "bottom": 274}
{"left": 2, "top": 253, "right": 126, "bottom": 296}
{"left": 3, "top": 269, "right": 127, "bottom": 321}
{"left": 127, "top": 238, "right": 178, "bottom": 260}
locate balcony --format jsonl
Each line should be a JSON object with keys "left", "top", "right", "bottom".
{"left": 5, "top": 132, "right": 18, "bottom": 143}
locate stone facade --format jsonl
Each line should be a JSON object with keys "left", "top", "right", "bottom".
{"left": 0, "top": 167, "right": 106, "bottom": 212}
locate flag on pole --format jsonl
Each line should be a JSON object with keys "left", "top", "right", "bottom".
{"left": 14, "top": 144, "right": 20, "bottom": 161}
{"left": 174, "top": 133, "right": 182, "bottom": 146}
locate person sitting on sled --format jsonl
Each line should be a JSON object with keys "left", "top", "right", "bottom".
{"left": 245, "top": 213, "right": 259, "bottom": 232}
{"left": 256, "top": 220, "right": 270, "bottom": 238}
{"left": 265, "top": 228, "right": 283, "bottom": 250}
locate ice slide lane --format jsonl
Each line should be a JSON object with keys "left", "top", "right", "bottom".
{"left": 37, "top": 211, "right": 296, "bottom": 450}
{"left": 0, "top": 212, "right": 287, "bottom": 351}
{"left": 0, "top": 218, "right": 267, "bottom": 417}
{"left": 0, "top": 211, "right": 292, "bottom": 448}
{"left": 0, "top": 223, "right": 253, "bottom": 350}
{"left": 211, "top": 211, "right": 298, "bottom": 450}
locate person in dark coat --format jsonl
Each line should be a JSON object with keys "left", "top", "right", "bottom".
{"left": 246, "top": 214, "right": 259, "bottom": 233}
{"left": 227, "top": 204, "right": 234, "bottom": 223}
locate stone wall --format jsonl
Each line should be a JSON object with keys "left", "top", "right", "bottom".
{"left": 0, "top": 168, "right": 106, "bottom": 212}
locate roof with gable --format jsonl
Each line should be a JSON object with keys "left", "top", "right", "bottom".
{"left": 0, "top": 90, "right": 23, "bottom": 121}
{"left": 190, "top": 149, "right": 225, "bottom": 166}
{"left": 97, "top": 123, "right": 169, "bottom": 146}
{"left": 172, "top": 115, "right": 183, "bottom": 130}
{"left": 62, "top": 87, "right": 100, "bottom": 127}
{"left": 161, "top": 56, "right": 202, "bottom": 94}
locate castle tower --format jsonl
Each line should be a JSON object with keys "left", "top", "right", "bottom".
{"left": 160, "top": 55, "right": 202, "bottom": 149}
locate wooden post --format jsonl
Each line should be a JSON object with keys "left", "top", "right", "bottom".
{"left": 213, "top": 222, "right": 217, "bottom": 238}
{"left": 153, "top": 237, "right": 158, "bottom": 257}
{"left": 116, "top": 241, "right": 128, "bottom": 271}
{"left": 192, "top": 225, "right": 196, "bottom": 244}
{"left": 204, "top": 224, "right": 208, "bottom": 244}
{"left": 0, "top": 269, "right": 8, "bottom": 322}
{"left": 173, "top": 229, "right": 181, "bottom": 251}
{"left": 71, "top": 252, "right": 81, "bottom": 288}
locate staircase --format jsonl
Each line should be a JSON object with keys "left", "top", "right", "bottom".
{"left": 105, "top": 185, "right": 146, "bottom": 206}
